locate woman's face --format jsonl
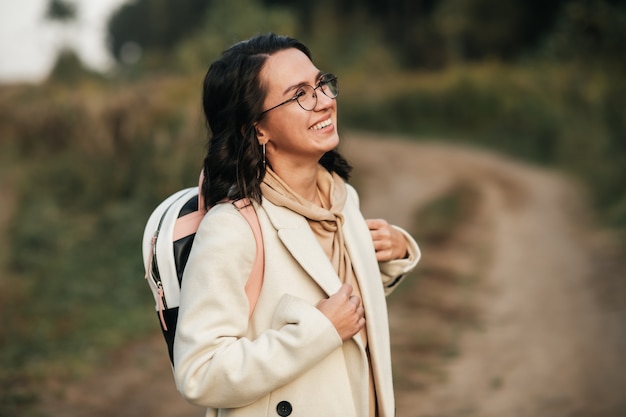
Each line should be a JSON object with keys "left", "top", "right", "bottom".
{"left": 255, "top": 48, "right": 339, "bottom": 168}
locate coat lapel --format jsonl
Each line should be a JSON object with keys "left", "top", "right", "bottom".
{"left": 341, "top": 190, "right": 395, "bottom": 416}
{"left": 262, "top": 200, "right": 342, "bottom": 297}
{"left": 341, "top": 196, "right": 389, "bottom": 331}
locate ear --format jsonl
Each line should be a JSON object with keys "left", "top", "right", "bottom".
{"left": 254, "top": 122, "right": 269, "bottom": 145}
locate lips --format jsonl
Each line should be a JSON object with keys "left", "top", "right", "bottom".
{"left": 309, "top": 117, "right": 332, "bottom": 131}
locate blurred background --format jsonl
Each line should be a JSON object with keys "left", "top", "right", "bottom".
{"left": 1, "top": 0, "right": 625, "bottom": 416}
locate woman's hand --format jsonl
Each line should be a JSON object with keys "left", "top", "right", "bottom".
{"left": 366, "top": 219, "right": 408, "bottom": 261}
{"left": 317, "top": 284, "right": 365, "bottom": 342}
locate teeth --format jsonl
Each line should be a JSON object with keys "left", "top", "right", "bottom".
{"left": 310, "top": 118, "right": 332, "bottom": 130}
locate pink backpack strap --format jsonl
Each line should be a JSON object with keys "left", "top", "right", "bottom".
{"left": 233, "top": 199, "right": 265, "bottom": 317}
{"left": 172, "top": 172, "right": 209, "bottom": 241}
{"left": 199, "top": 169, "right": 265, "bottom": 317}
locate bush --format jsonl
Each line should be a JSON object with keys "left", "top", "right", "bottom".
{"left": 0, "top": 76, "right": 205, "bottom": 414}
{"left": 341, "top": 64, "right": 626, "bottom": 231}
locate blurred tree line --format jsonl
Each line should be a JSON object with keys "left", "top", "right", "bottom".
{"left": 106, "top": 0, "right": 625, "bottom": 71}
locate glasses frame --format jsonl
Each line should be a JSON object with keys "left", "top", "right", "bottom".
{"left": 260, "top": 73, "right": 338, "bottom": 116}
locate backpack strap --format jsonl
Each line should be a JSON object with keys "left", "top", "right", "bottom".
{"left": 233, "top": 199, "right": 265, "bottom": 317}
{"left": 171, "top": 171, "right": 210, "bottom": 242}
{"left": 199, "top": 170, "right": 265, "bottom": 317}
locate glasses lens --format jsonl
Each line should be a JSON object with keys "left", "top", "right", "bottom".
{"left": 293, "top": 75, "right": 339, "bottom": 111}
{"left": 320, "top": 75, "right": 339, "bottom": 98}
{"left": 296, "top": 85, "right": 317, "bottom": 111}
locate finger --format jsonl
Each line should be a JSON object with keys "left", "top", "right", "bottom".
{"left": 366, "top": 218, "right": 384, "bottom": 230}
{"left": 337, "top": 283, "right": 353, "bottom": 297}
{"left": 375, "top": 227, "right": 392, "bottom": 240}
{"left": 369, "top": 228, "right": 383, "bottom": 240}
{"left": 373, "top": 237, "right": 389, "bottom": 247}
{"left": 374, "top": 246, "right": 389, "bottom": 260}
{"left": 357, "top": 317, "right": 366, "bottom": 329}
{"left": 349, "top": 294, "right": 361, "bottom": 305}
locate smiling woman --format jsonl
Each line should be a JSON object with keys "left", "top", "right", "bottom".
{"left": 172, "top": 33, "right": 420, "bottom": 417}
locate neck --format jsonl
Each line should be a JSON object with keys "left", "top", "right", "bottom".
{"left": 268, "top": 160, "right": 320, "bottom": 204}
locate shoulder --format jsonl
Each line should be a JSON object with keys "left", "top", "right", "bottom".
{"left": 203, "top": 201, "right": 249, "bottom": 224}
{"left": 345, "top": 182, "right": 360, "bottom": 208}
{"left": 196, "top": 202, "right": 256, "bottom": 246}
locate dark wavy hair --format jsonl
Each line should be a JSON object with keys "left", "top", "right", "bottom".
{"left": 201, "top": 33, "right": 352, "bottom": 207}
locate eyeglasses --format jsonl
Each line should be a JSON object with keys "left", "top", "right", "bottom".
{"left": 260, "top": 74, "right": 338, "bottom": 115}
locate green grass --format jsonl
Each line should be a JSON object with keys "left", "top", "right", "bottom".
{"left": 0, "top": 81, "right": 203, "bottom": 415}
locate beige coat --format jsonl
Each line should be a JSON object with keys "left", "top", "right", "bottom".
{"left": 174, "top": 184, "right": 420, "bottom": 417}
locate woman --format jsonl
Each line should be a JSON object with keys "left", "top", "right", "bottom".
{"left": 174, "top": 33, "right": 420, "bottom": 417}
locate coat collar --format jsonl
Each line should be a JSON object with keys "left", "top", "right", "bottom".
{"left": 261, "top": 198, "right": 343, "bottom": 297}
{"left": 260, "top": 192, "right": 381, "bottom": 304}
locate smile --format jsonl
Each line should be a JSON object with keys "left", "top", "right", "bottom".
{"left": 310, "top": 118, "right": 332, "bottom": 131}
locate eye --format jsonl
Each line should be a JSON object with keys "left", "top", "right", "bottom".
{"left": 294, "top": 87, "right": 308, "bottom": 99}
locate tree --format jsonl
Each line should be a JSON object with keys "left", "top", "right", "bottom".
{"left": 46, "top": 0, "right": 77, "bottom": 22}
{"left": 107, "top": 0, "right": 213, "bottom": 63}
{"left": 45, "top": 0, "right": 87, "bottom": 82}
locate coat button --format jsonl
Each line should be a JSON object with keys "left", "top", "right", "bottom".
{"left": 276, "top": 400, "right": 292, "bottom": 416}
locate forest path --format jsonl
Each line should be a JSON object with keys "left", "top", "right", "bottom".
{"left": 42, "top": 132, "right": 626, "bottom": 417}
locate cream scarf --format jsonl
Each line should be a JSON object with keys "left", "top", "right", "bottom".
{"left": 261, "top": 165, "right": 352, "bottom": 283}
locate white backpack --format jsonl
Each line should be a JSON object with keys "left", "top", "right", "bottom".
{"left": 141, "top": 176, "right": 264, "bottom": 364}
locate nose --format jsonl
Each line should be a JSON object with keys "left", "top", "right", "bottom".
{"left": 314, "top": 88, "right": 335, "bottom": 111}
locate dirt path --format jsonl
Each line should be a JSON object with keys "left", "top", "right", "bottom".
{"left": 345, "top": 133, "right": 626, "bottom": 417}
{"left": 42, "top": 133, "right": 626, "bottom": 417}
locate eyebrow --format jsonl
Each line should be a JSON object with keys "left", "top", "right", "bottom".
{"left": 282, "top": 71, "right": 325, "bottom": 95}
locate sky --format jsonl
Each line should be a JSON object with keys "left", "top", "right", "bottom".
{"left": 0, "top": 0, "right": 129, "bottom": 84}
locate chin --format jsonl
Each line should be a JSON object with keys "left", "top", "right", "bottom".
{"left": 321, "top": 136, "right": 340, "bottom": 154}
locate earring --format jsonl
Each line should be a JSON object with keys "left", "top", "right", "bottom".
{"left": 262, "top": 143, "right": 266, "bottom": 167}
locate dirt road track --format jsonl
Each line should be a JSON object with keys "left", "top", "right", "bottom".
{"left": 345, "top": 133, "right": 626, "bottom": 417}
{"left": 43, "top": 133, "right": 626, "bottom": 417}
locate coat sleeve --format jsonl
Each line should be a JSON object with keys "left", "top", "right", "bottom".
{"left": 345, "top": 184, "right": 421, "bottom": 296}
{"left": 173, "top": 204, "right": 342, "bottom": 408}
{"left": 379, "top": 226, "right": 421, "bottom": 295}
